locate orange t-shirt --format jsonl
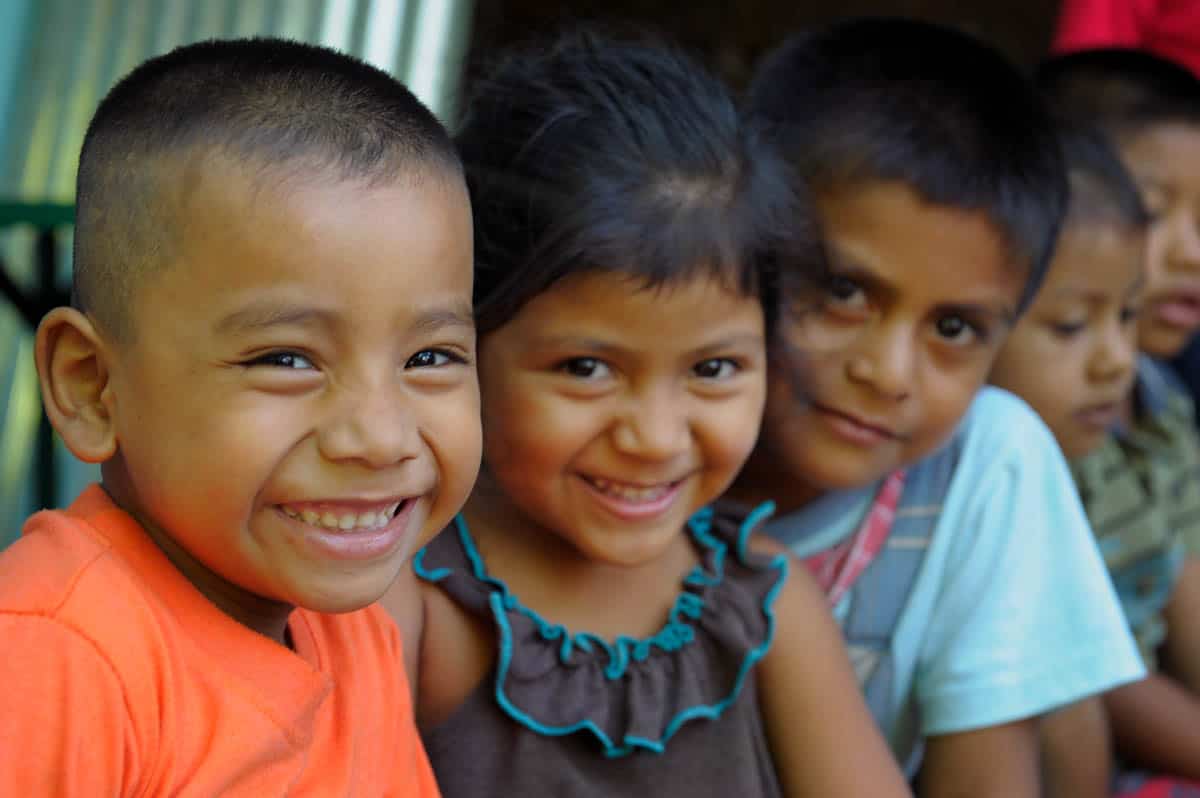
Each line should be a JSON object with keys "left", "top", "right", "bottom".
{"left": 0, "top": 485, "right": 440, "bottom": 797}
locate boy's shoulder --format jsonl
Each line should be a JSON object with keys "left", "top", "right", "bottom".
{"left": 915, "top": 386, "right": 1055, "bottom": 481}
{"left": 1, "top": 485, "right": 403, "bottom": 665}
{"left": 0, "top": 486, "right": 138, "bottom": 620}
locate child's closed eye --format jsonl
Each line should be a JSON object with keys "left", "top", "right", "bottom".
{"left": 1049, "top": 320, "right": 1086, "bottom": 338}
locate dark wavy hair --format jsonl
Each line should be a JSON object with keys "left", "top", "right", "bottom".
{"left": 456, "top": 29, "right": 824, "bottom": 336}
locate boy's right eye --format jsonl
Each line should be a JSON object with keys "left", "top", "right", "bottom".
{"left": 825, "top": 275, "right": 865, "bottom": 306}
{"left": 558, "top": 357, "right": 612, "bottom": 380}
{"left": 245, "top": 351, "right": 315, "bottom": 369}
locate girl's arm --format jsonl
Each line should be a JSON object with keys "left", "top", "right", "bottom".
{"left": 752, "top": 537, "right": 913, "bottom": 797}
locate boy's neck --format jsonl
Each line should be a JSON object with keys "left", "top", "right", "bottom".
{"left": 100, "top": 465, "right": 295, "bottom": 647}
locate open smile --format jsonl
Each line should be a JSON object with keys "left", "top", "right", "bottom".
{"left": 275, "top": 497, "right": 420, "bottom": 561}
{"left": 576, "top": 473, "right": 690, "bottom": 521}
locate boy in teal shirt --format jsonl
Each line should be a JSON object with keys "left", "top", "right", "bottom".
{"left": 730, "top": 18, "right": 1143, "bottom": 796}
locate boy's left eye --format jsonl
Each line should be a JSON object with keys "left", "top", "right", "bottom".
{"left": 692, "top": 358, "right": 738, "bottom": 379}
{"left": 934, "top": 314, "right": 982, "bottom": 345}
{"left": 246, "top": 351, "right": 314, "bottom": 369}
{"left": 405, "top": 349, "right": 460, "bottom": 369}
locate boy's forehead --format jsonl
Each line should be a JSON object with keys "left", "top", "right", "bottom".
{"left": 1120, "top": 121, "right": 1200, "bottom": 175}
{"left": 1046, "top": 222, "right": 1145, "bottom": 293}
{"left": 817, "top": 181, "right": 1023, "bottom": 307}
{"left": 134, "top": 158, "right": 473, "bottom": 332}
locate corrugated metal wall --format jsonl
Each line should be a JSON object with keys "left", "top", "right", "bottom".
{"left": 0, "top": 0, "right": 474, "bottom": 545}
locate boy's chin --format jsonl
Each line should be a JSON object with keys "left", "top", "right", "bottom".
{"left": 1139, "top": 324, "right": 1196, "bottom": 361}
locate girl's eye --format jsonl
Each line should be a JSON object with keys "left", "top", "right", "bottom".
{"left": 693, "top": 358, "right": 738, "bottom": 380}
{"left": 934, "top": 314, "right": 982, "bottom": 345}
{"left": 247, "top": 351, "right": 314, "bottom": 369}
{"left": 405, "top": 349, "right": 461, "bottom": 369}
{"left": 1120, "top": 305, "right": 1140, "bottom": 324}
{"left": 559, "top": 357, "right": 612, "bottom": 380}
{"left": 1050, "top": 320, "right": 1086, "bottom": 338}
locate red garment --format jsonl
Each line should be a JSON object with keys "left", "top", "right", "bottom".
{"left": 1116, "top": 776, "right": 1200, "bottom": 797}
{"left": 804, "top": 470, "right": 905, "bottom": 606}
{"left": 0, "top": 485, "right": 440, "bottom": 797}
{"left": 1053, "top": 0, "right": 1200, "bottom": 77}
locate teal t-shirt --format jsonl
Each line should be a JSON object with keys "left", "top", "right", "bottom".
{"left": 766, "top": 387, "right": 1144, "bottom": 772}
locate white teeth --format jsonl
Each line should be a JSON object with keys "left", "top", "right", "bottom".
{"left": 279, "top": 500, "right": 406, "bottom": 532}
{"left": 587, "top": 477, "right": 672, "bottom": 503}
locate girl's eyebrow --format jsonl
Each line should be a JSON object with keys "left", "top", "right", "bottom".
{"left": 529, "top": 330, "right": 764, "bottom": 358}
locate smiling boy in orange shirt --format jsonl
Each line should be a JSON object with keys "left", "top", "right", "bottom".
{"left": 0, "top": 38, "right": 481, "bottom": 796}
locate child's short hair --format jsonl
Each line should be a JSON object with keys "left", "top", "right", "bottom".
{"left": 746, "top": 17, "right": 1068, "bottom": 313}
{"left": 74, "top": 37, "right": 461, "bottom": 341}
{"left": 456, "top": 30, "right": 821, "bottom": 335}
{"left": 1037, "top": 49, "right": 1200, "bottom": 138}
{"left": 1056, "top": 120, "right": 1150, "bottom": 233}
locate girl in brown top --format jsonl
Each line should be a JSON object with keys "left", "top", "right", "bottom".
{"left": 384, "top": 30, "right": 911, "bottom": 797}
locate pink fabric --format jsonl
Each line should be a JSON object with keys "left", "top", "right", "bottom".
{"left": 1053, "top": 0, "right": 1200, "bottom": 77}
{"left": 803, "top": 470, "right": 905, "bottom": 606}
{"left": 1117, "top": 776, "right": 1200, "bottom": 797}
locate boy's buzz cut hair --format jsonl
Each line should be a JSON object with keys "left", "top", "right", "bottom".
{"left": 1037, "top": 49, "right": 1200, "bottom": 138}
{"left": 1056, "top": 120, "right": 1149, "bottom": 234}
{"left": 747, "top": 17, "right": 1068, "bottom": 314}
{"left": 74, "top": 36, "right": 461, "bottom": 340}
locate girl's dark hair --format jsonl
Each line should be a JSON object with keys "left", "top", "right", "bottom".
{"left": 455, "top": 29, "right": 822, "bottom": 335}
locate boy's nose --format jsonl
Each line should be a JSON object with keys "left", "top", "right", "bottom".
{"left": 318, "top": 382, "right": 422, "bottom": 468}
{"left": 1167, "top": 207, "right": 1200, "bottom": 272}
{"left": 1090, "top": 320, "right": 1137, "bottom": 384}
{"left": 845, "top": 324, "right": 913, "bottom": 402}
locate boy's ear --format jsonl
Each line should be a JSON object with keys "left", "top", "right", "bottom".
{"left": 34, "top": 307, "right": 118, "bottom": 464}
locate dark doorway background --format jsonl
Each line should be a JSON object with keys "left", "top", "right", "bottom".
{"left": 468, "top": 0, "right": 1060, "bottom": 89}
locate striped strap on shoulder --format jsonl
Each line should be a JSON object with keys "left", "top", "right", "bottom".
{"left": 804, "top": 470, "right": 907, "bottom": 607}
